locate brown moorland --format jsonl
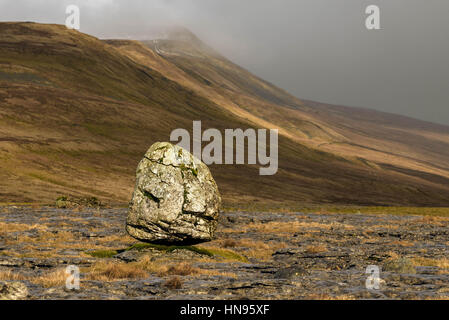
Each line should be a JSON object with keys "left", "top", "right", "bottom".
{"left": 1, "top": 23, "right": 449, "bottom": 206}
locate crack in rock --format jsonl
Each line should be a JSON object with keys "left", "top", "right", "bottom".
{"left": 126, "top": 142, "right": 221, "bottom": 244}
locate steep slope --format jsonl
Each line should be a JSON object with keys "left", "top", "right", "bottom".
{"left": 109, "top": 30, "right": 449, "bottom": 178}
{"left": 0, "top": 23, "right": 240, "bottom": 203}
{"left": 107, "top": 28, "right": 449, "bottom": 201}
{"left": 1, "top": 22, "right": 449, "bottom": 206}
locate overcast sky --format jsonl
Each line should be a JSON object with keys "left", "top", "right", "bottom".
{"left": 1, "top": 0, "right": 448, "bottom": 125}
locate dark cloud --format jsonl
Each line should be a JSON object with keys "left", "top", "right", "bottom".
{"left": 1, "top": 0, "right": 448, "bottom": 125}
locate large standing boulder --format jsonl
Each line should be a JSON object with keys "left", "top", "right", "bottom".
{"left": 126, "top": 142, "right": 221, "bottom": 244}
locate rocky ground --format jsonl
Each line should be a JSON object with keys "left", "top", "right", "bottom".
{"left": 0, "top": 206, "right": 448, "bottom": 300}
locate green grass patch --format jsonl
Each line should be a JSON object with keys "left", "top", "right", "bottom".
{"left": 86, "top": 242, "right": 248, "bottom": 262}
{"left": 222, "top": 202, "right": 449, "bottom": 218}
{"left": 125, "top": 243, "right": 213, "bottom": 257}
{"left": 85, "top": 249, "right": 118, "bottom": 258}
{"left": 313, "top": 206, "right": 449, "bottom": 217}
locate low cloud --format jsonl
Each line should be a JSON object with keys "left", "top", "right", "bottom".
{"left": 0, "top": 0, "right": 448, "bottom": 125}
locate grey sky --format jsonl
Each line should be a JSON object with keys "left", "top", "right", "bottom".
{"left": 1, "top": 0, "right": 448, "bottom": 125}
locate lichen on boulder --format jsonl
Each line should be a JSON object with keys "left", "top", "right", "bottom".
{"left": 126, "top": 142, "right": 221, "bottom": 244}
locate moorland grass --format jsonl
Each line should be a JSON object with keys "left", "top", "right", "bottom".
{"left": 86, "top": 242, "right": 248, "bottom": 262}
{"left": 222, "top": 203, "right": 449, "bottom": 218}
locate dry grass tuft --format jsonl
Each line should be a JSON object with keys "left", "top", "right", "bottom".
{"left": 163, "top": 276, "right": 182, "bottom": 289}
{"left": 305, "top": 245, "right": 328, "bottom": 254}
{"left": 413, "top": 215, "right": 449, "bottom": 226}
{"left": 384, "top": 257, "right": 416, "bottom": 274}
{"left": 86, "top": 261, "right": 148, "bottom": 281}
{"left": 242, "top": 239, "right": 287, "bottom": 261}
{"left": 209, "top": 238, "right": 288, "bottom": 261}
{"left": 0, "top": 222, "right": 47, "bottom": 234}
{"left": 85, "top": 256, "right": 237, "bottom": 282}
{"left": 33, "top": 268, "right": 68, "bottom": 288}
{"left": 427, "top": 296, "right": 449, "bottom": 300}
{"left": 390, "top": 240, "right": 414, "bottom": 247}
{"left": 306, "top": 293, "right": 356, "bottom": 300}
{"left": 412, "top": 257, "right": 449, "bottom": 269}
{"left": 386, "top": 251, "right": 400, "bottom": 260}
{"left": 86, "top": 257, "right": 201, "bottom": 281}
{"left": 128, "top": 256, "right": 169, "bottom": 276}
{"left": 221, "top": 239, "right": 238, "bottom": 248}
{"left": 165, "top": 262, "right": 198, "bottom": 276}
{"left": 0, "top": 270, "right": 27, "bottom": 281}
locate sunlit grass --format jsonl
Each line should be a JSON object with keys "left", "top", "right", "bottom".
{"left": 222, "top": 203, "right": 449, "bottom": 218}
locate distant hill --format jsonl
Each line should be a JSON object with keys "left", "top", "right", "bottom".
{"left": 1, "top": 22, "right": 449, "bottom": 206}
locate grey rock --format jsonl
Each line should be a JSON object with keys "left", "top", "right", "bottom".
{"left": 126, "top": 142, "right": 221, "bottom": 244}
{"left": 274, "top": 266, "right": 308, "bottom": 279}
{"left": 114, "top": 250, "right": 140, "bottom": 262}
{"left": 0, "top": 258, "right": 25, "bottom": 267}
{"left": 0, "top": 282, "right": 28, "bottom": 300}
{"left": 3, "top": 206, "right": 449, "bottom": 300}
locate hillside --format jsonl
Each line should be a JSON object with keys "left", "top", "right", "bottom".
{"left": 1, "top": 22, "right": 449, "bottom": 206}
{"left": 109, "top": 30, "right": 449, "bottom": 183}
